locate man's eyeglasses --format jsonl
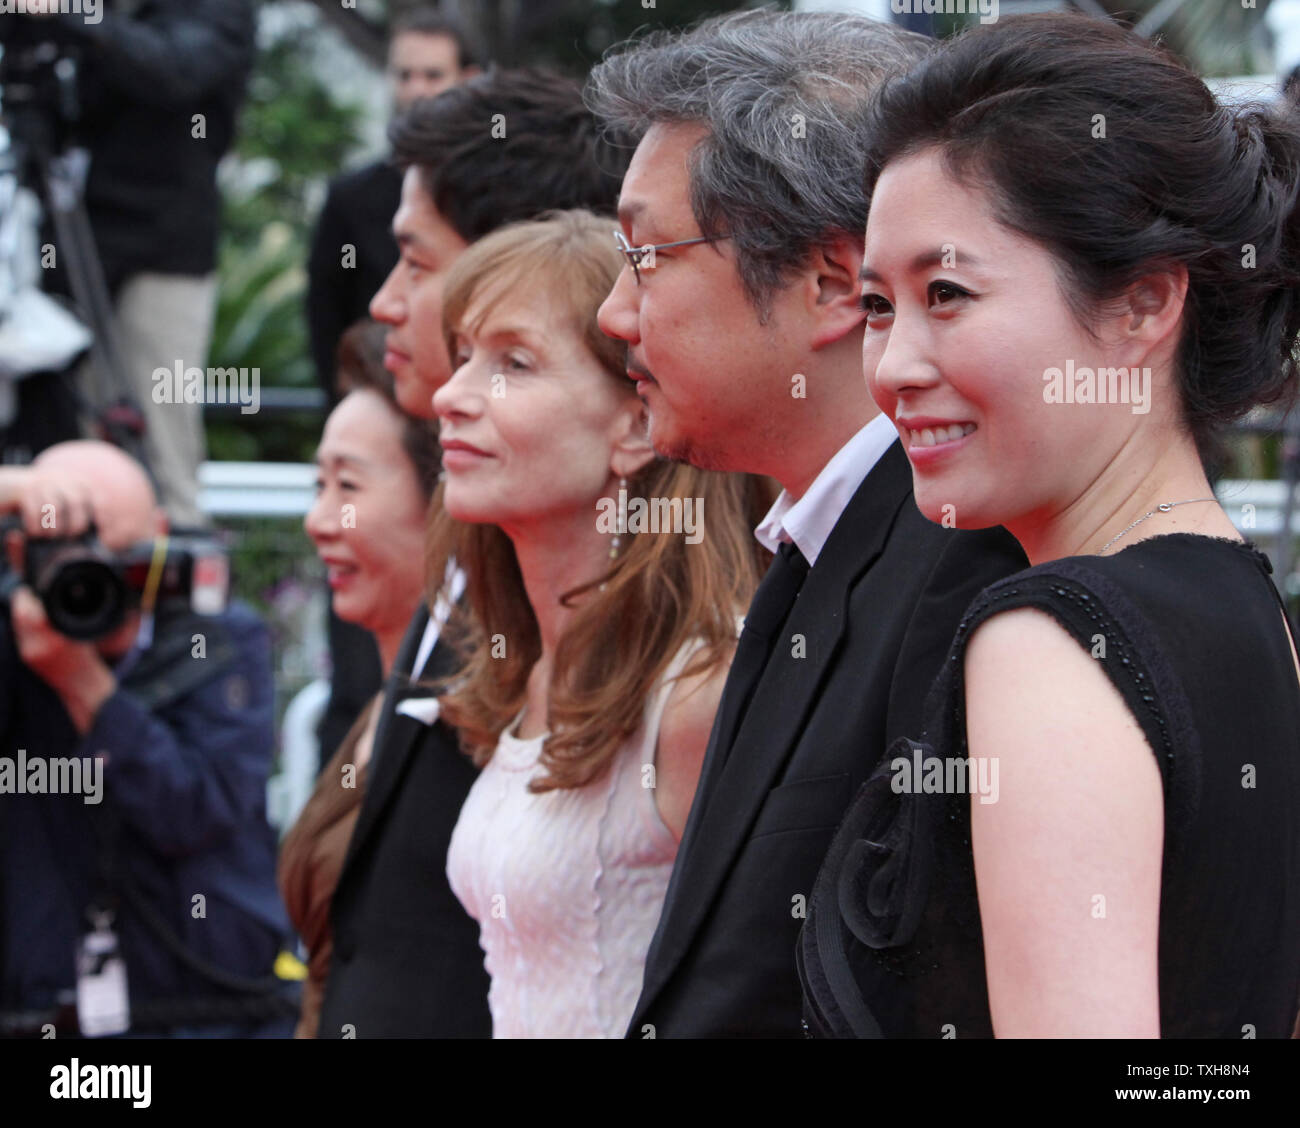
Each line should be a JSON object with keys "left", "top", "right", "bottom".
{"left": 614, "top": 229, "right": 730, "bottom": 285}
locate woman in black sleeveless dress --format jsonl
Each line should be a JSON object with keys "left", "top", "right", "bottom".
{"left": 800, "top": 14, "right": 1300, "bottom": 1038}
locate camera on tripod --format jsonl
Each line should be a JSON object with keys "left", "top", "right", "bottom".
{"left": 0, "top": 15, "right": 86, "bottom": 186}
{"left": 8, "top": 523, "right": 229, "bottom": 641}
{"left": 1, "top": 16, "right": 148, "bottom": 456}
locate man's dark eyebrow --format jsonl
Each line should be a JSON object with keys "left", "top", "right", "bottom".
{"left": 859, "top": 248, "right": 986, "bottom": 283}
{"left": 394, "top": 229, "right": 436, "bottom": 259}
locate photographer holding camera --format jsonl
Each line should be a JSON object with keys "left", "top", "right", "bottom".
{"left": 0, "top": 441, "right": 292, "bottom": 1037}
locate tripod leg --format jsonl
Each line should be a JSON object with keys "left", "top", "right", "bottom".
{"left": 43, "top": 153, "right": 154, "bottom": 477}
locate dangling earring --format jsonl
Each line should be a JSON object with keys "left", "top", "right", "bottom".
{"left": 609, "top": 476, "right": 628, "bottom": 560}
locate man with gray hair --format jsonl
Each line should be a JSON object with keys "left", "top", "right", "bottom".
{"left": 590, "top": 9, "right": 1026, "bottom": 1037}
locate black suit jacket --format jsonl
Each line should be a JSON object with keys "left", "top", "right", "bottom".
{"left": 316, "top": 606, "right": 491, "bottom": 1038}
{"left": 306, "top": 159, "right": 403, "bottom": 401}
{"left": 628, "top": 440, "right": 1027, "bottom": 1037}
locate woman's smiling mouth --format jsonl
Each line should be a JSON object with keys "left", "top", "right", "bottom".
{"left": 895, "top": 418, "right": 978, "bottom": 468}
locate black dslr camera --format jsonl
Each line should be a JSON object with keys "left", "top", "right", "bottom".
{"left": 11, "top": 526, "right": 229, "bottom": 641}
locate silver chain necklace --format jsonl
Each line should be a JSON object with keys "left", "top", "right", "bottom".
{"left": 1098, "top": 497, "right": 1218, "bottom": 555}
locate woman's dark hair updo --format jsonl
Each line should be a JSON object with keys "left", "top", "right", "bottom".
{"left": 862, "top": 13, "right": 1300, "bottom": 467}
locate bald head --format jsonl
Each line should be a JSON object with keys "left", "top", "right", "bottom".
{"left": 34, "top": 441, "right": 165, "bottom": 551}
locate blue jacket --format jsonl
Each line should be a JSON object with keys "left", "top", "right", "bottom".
{"left": 0, "top": 599, "right": 290, "bottom": 1018}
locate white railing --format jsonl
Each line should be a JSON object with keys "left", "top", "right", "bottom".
{"left": 266, "top": 677, "right": 330, "bottom": 836}
{"left": 1215, "top": 480, "right": 1300, "bottom": 538}
{"left": 198, "top": 460, "right": 317, "bottom": 518}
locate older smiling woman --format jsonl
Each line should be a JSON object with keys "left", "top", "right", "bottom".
{"left": 278, "top": 320, "right": 441, "bottom": 1038}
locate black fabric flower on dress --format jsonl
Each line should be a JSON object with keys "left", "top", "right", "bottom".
{"left": 837, "top": 737, "right": 939, "bottom": 951}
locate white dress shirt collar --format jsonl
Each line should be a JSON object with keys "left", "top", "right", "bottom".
{"left": 410, "top": 560, "right": 466, "bottom": 680}
{"left": 754, "top": 413, "right": 899, "bottom": 565}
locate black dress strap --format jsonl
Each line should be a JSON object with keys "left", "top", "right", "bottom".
{"left": 924, "top": 555, "right": 1205, "bottom": 854}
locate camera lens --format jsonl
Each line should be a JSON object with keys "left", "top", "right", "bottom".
{"left": 46, "top": 560, "right": 126, "bottom": 640}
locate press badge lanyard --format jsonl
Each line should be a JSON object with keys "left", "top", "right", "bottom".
{"left": 72, "top": 538, "right": 166, "bottom": 1041}
{"left": 77, "top": 804, "right": 130, "bottom": 1037}
{"left": 72, "top": 538, "right": 165, "bottom": 1039}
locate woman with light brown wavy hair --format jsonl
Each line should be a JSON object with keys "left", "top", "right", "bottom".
{"left": 428, "top": 209, "right": 770, "bottom": 1037}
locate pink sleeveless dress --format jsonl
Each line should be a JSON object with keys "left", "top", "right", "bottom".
{"left": 446, "top": 640, "right": 702, "bottom": 1037}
